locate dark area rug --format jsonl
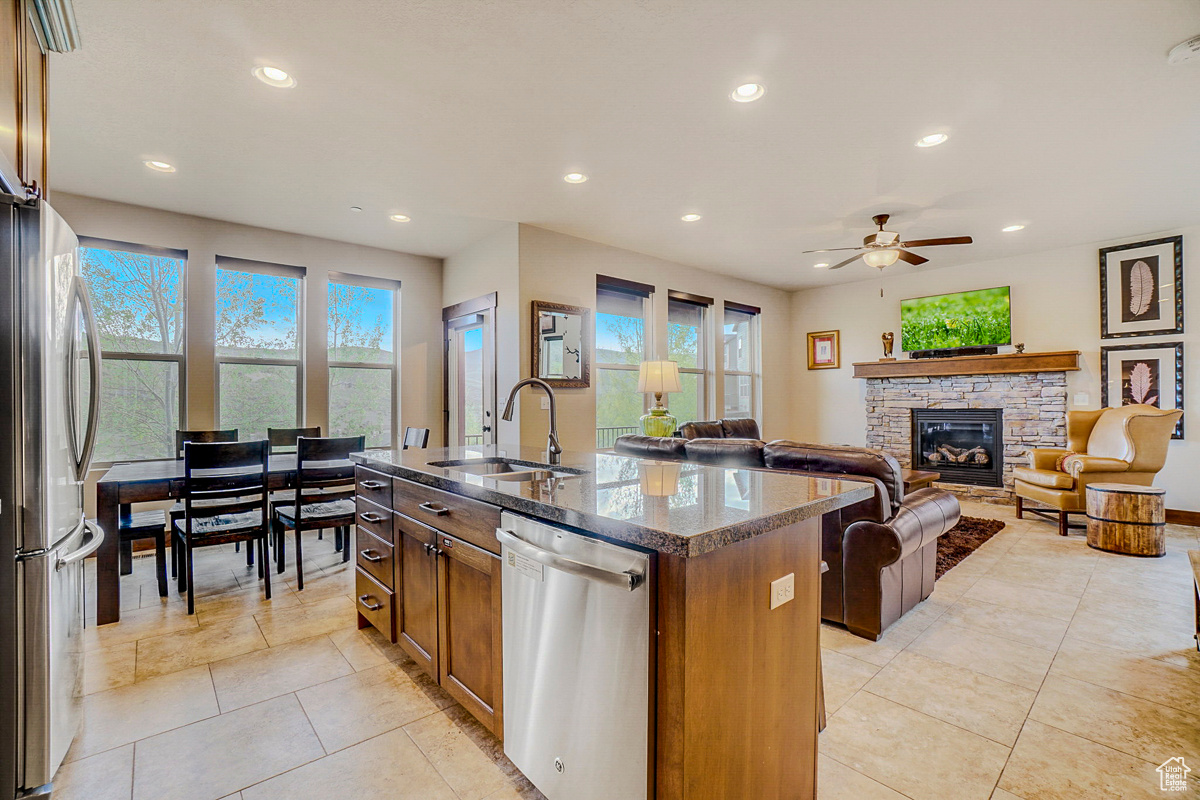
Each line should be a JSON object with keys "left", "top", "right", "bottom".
{"left": 936, "top": 516, "right": 1006, "bottom": 579}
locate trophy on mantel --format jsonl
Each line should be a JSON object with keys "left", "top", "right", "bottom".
{"left": 881, "top": 332, "right": 896, "bottom": 361}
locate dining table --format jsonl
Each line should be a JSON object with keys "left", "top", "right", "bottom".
{"left": 93, "top": 453, "right": 311, "bottom": 625}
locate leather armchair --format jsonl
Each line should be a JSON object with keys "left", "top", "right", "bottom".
{"left": 1013, "top": 404, "right": 1181, "bottom": 535}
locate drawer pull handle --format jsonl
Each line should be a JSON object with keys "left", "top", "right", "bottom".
{"left": 358, "top": 594, "right": 384, "bottom": 612}
{"left": 418, "top": 502, "right": 450, "bottom": 517}
{"left": 359, "top": 511, "right": 386, "bottom": 524}
{"left": 360, "top": 549, "right": 383, "bottom": 563}
{"left": 360, "top": 480, "right": 386, "bottom": 490}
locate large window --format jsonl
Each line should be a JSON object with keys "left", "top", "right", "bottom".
{"left": 667, "top": 291, "right": 712, "bottom": 426}
{"left": 723, "top": 302, "right": 760, "bottom": 419}
{"left": 595, "top": 276, "right": 652, "bottom": 448}
{"left": 215, "top": 257, "right": 304, "bottom": 441}
{"left": 80, "top": 238, "right": 186, "bottom": 462}
{"left": 328, "top": 273, "right": 399, "bottom": 448}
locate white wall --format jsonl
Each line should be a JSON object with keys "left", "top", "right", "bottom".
{"left": 790, "top": 225, "right": 1200, "bottom": 512}
{"left": 54, "top": 193, "right": 444, "bottom": 512}
{"left": 517, "top": 225, "right": 794, "bottom": 452}
{"left": 443, "top": 223, "right": 521, "bottom": 443}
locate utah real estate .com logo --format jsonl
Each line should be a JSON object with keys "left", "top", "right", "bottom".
{"left": 1158, "top": 757, "right": 1191, "bottom": 792}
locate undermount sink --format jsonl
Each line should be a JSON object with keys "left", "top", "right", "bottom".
{"left": 427, "top": 457, "right": 588, "bottom": 481}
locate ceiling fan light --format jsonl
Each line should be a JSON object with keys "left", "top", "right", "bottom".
{"left": 863, "top": 249, "right": 901, "bottom": 269}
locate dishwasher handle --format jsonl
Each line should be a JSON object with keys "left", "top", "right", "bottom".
{"left": 496, "top": 528, "right": 645, "bottom": 591}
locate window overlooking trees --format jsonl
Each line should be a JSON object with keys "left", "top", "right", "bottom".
{"left": 80, "top": 239, "right": 187, "bottom": 462}
{"left": 595, "top": 278, "right": 652, "bottom": 448}
{"left": 215, "top": 257, "right": 304, "bottom": 442}
{"left": 667, "top": 292, "right": 712, "bottom": 426}
{"left": 328, "top": 273, "right": 398, "bottom": 448}
{"left": 723, "top": 303, "right": 760, "bottom": 419}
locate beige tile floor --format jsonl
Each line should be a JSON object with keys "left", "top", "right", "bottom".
{"left": 60, "top": 502, "right": 1199, "bottom": 799}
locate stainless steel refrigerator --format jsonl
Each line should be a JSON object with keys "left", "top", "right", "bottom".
{"left": 0, "top": 191, "right": 104, "bottom": 798}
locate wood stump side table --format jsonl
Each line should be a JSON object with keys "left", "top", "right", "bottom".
{"left": 1085, "top": 483, "right": 1167, "bottom": 557}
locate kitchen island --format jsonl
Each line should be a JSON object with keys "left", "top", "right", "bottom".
{"left": 349, "top": 445, "right": 872, "bottom": 800}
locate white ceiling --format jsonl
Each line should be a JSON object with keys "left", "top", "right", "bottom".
{"left": 49, "top": 0, "right": 1200, "bottom": 290}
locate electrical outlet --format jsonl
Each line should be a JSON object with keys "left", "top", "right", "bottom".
{"left": 1073, "top": 392, "right": 1090, "bottom": 407}
{"left": 540, "top": 396, "right": 550, "bottom": 410}
{"left": 770, "top": 573, "right": 795, "bottom": 610}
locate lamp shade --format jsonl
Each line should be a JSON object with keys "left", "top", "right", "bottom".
{"left": 639, "top": 461, "right": 682, "bottom": 497}
{"left": 637, "top": 360, "right": 682, "bottom": 395}
{"left": 863, "top": 248, "right": 901, "bottom": 269}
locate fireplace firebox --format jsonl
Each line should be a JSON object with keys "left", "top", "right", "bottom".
{"left": 911, "top": 408, "right": 1004, "bottom": 487}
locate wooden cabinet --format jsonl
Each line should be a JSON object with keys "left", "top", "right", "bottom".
{"left": 1, "top": 0, "right": 49, "bottom": 194}
{"left": 354, "top": 468, "right": 504, "bottom": 737}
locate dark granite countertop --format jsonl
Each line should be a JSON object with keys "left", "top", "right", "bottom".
{"left": 350, "top": 445, "right": 873, "bottom": 558}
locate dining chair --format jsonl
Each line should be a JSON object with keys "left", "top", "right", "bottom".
{"left": 174, "top": 440, "right": 272, "bottom": 614}
{"left": 272, "top": 435, "right": 363, "bottom": 589}
{"left": 267, "top": 426, "right": 322, "bottom": 454}
{"left": 170, "top": 429, "right": 246, "bottom": 574}
{"left": 402, "top": 427, "right": 430, "bottom": 450}
{"left": 118, "top": 506, "right": 168, "bottom": 598}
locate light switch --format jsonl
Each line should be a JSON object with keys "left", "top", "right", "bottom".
{"left": 770, "top": 573, "right": 795, "bottom": 609}
{"left": 1073, "top": 392, "right": 1090, "bottom": 406}
{"left": 541, "top": 396, "right": 550, "bottom": 410}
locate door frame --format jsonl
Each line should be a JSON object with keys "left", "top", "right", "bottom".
{"left": 442, "top": 292, "right": 497, "bottom": 448}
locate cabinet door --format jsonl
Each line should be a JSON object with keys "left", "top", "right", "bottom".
{"left": 395, "top": 515, "right": 439, "bottom": 676}
{"left": 436, "top": 532, "right": 503, "bottom": 737}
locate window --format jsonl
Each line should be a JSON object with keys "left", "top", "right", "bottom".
{"left": 328, "top": 273, "right": 399, "bottom": 448}
{"left": 215, "top": 257, "right": 304, "bottom": 441}
{"left": 79, "top": 238, "right": 186, "bottom": 461}
{"left": 723, "top": 302, "right": 760, "bottom": 419}
{"left": 667, "top": 291, "right": 712, "bottom": 426}
{"left": 595, "top": 276, "right": 652, "bottom": 448}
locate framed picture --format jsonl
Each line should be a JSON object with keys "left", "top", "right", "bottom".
{"left": 1099, "top": 235, "right": 1183, "bottom": 338}
{"left": 807, "top": 330, "right": 840, "bottom": 370}
{"left": 1100, "top": 341, "right": 1184, "bottom": 439}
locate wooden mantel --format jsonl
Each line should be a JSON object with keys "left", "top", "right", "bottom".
{"left": 852, "top": 350, "right": 1081, "bottom": 379}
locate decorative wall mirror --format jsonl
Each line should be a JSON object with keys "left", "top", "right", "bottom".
{"left": 531, "top": 300, "right": 591, "bottom": 388}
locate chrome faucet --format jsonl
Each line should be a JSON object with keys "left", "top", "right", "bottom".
{"left": 502, "top": 378, "right": 562, "bottom": 464}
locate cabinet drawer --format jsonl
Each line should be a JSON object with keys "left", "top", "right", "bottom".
{"left": 356, "top": 528, "right": 395, "bottom": 589}
{"left": 355, "top": 569, "right": 394, "bottom": 640}
{"left": 355, "top": 496, "right": 394, "bottom": 544}
{"left": 355, "top": 466, "right": 393, "bottom": 508}
{"left": 393, "top": 478, "right": 502, "bottom": 555}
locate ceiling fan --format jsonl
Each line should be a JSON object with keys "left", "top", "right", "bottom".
{"left": 803, "top": 214, "right": 973, "bottom": 270}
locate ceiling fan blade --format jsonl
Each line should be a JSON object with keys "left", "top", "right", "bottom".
{"left": 895, "top": 249, "right": 929, "bottom": 266}
{"left": 898, "top": 236, "right": 973, "bottom": 248}
{"left": 801, "top": 246, "right": 868, "bottom": 254}
{"left": 827, "top": 254, "right": 863, "bottom": 270}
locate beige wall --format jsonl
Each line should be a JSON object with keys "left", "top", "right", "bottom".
{"left": 54, "top": 193, "right": 444, "bottom": 513}
{"left": 789, "top": 225, "right": 1200, "bottom": 511}
{"left": 516, "top": 225, "right": 794, "bottom": 452}
{"left": 443, "top": 224, "right": 521, "bottom": 444}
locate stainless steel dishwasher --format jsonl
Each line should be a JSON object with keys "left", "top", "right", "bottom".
{"left": 497, "top": 511, "right": 651, "bottom": 800}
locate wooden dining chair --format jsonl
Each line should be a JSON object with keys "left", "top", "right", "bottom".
{"left": 170, "top": 429, "right": 245, "bottom": 574}
{"left": 402, "top": 427, "right": 430, "bottom": 450}
{"left": 175, "top": 440, "right": 272, "bottom": 614}
{"left": 267, "top": 426, "right": 321, "bottom": 454}
{"left": 118, "top": 507, "right": 168, "bottom": 598}
{"left": 272, "top": 435, "right": 363, "bottom": 589}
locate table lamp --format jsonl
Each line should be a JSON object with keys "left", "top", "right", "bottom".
{"left": 637, "top": 360, "right": 682, "bottom": 437}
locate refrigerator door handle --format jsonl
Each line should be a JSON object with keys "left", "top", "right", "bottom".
{"left": 56, "top": 520, "right": 104, "bottom": 571}
{"left": 67, "top": 276, "right": 101, "bottom": 482}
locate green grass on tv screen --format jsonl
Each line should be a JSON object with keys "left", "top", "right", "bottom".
{"left": 900, "top": 287, "right": 1011, "bottom": 351}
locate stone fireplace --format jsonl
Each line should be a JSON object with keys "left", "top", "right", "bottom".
{"left": 865, "top": 371, "right": 1069, "bottom": 502}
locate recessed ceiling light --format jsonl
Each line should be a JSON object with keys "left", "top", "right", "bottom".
{"left": 252, "top": 65, "right": 296, "bottom": 88}
{"left": 143, "top": 160, "right": 176, "bottom": 173}
{"left": 563, "top": 173, "right": 588, "bottom": 184}
{"left": 681, "top": 214, "right": 702, "bottom": 222}
{"left": 731, "top": 83, "right": 765, "bottom": 103}
{"left": 813, "top": 262, "right": 830, "bottom": 269}
{"left": 1001, "top": 224, "right": 1025, "bottom": 232}
{"left": 915, "top": 132, "right": 949, "bottom": 148}
{"left": 389, "top": 214, "right": 411, "bottom": 222}
{"left": 350, "top": 206, "right": 362, "bottom": 213}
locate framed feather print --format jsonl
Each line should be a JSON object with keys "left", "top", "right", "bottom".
{"left": 1101, "top": 341, "right": 1184, "bottom": 439}
{"left": 1099, "top": 235, "right": 1183, "bottom": 338}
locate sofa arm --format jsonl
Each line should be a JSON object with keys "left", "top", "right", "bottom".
{"left": 1028, "top": 448, "right": 1069, "bottom": 470}
{"left": 843, "top": 488, "right": 961, "bottom": 572}
{"left": 1062, "top": 454, "right": 1130, "bottom": 477}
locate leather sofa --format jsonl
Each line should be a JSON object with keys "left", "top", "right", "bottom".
{"left": 614, "top": 435, "right": 961, "bottom": 640}
{"left": 678, "top": 417, "right": 761, "bottom": 440}
{"left": 1013, "top": 404, "right": 1182, "bottom": 535}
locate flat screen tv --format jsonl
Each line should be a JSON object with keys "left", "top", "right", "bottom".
{"left": 900, "top": 286, "right": 1011, "bottom": 352}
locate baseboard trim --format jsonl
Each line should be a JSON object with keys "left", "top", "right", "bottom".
{"left": 1166, "top": 508, "right": 1200, "bottom": 527}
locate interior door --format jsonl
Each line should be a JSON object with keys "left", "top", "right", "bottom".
{"left": 444, "top": 308, "right": 495, "bottom": 448}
